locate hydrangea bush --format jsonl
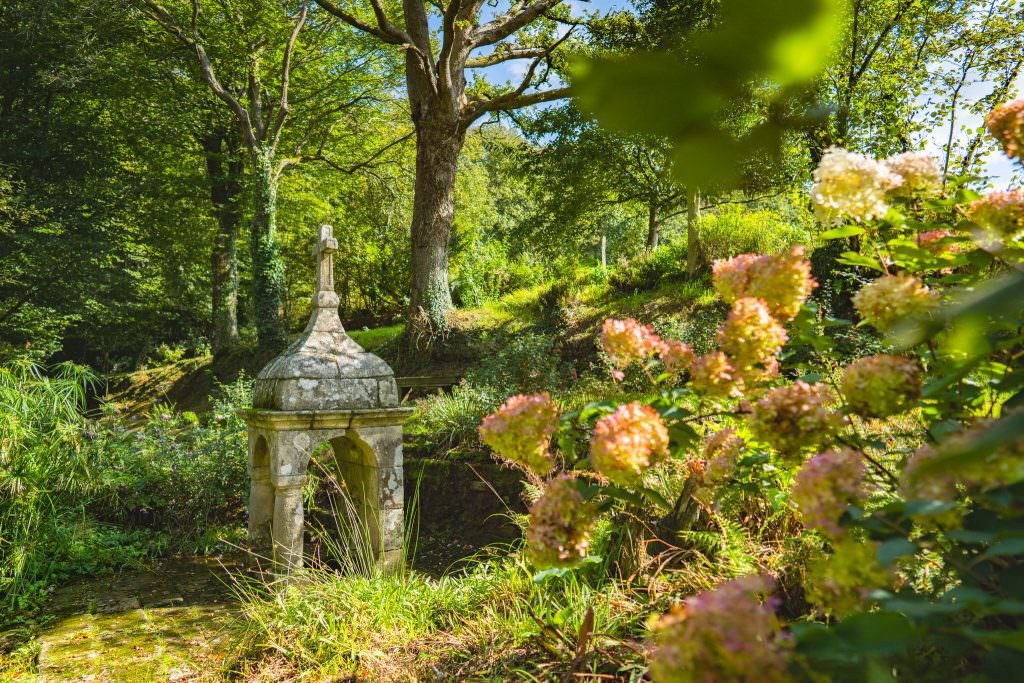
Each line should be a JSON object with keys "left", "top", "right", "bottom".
{"left": 479, "top": 100, "right": 1024, "bottom": 680}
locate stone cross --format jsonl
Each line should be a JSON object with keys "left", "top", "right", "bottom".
{"left": 310, "top": 224, "right": 340, "bottom": 313}
{"left": 313, "top": 224, "right": 339, "bottom": 296}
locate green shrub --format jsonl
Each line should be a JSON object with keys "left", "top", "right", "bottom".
{"left": 407, "top": 382, "right": 494, "bottom": 452}
{"left": 0, "top": 366, "right": 253, "bottom": 613}
{"left": 451, "top": 240, "right": 546, "bottom": 307}
{"left": 0, "top": 362, "right": 97, "bottom": 608}
{"left": 466, "top": 331, "right": 563, "bottom": 397}
{"left": 608, "top": 247, "right": 681, "bottom": 293}
{"left": 409, "top": 332, "right": 565, "bottom": 454}
{"left": 696, "top": 205, "right": 808, "bottom": 264}
{"left": 86, "top": 376, "right": 252, "bottom": 547}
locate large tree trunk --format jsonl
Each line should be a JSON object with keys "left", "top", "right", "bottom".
{"left": 406, "top": 116, "right": 464, "bottom": 343}
{"left": 686, "top": 188, "right": 701, "bottom": 277}
{"left": 202, "top": 127, "right": 242, "bottom": 355}
{"left": 249, "top": 149, "right": 287, "bottom": 354}
{"left": 646, "top": 201, "right": 660, "bottom": 251}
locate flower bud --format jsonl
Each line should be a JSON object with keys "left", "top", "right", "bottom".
{"left": 650, "top": 575, "right": 789, "bottom": 683}
{"left": 841, "top": 354, "right": 921, "bottom": 418}
{"left": 479, "top": 393, "right": 559, "bottom": 476}
{"left": 526, "top": 475, "right": 596, "bottom": 568}
{"left": 811, "top": 147, "right": 902, "bottom": 224}
{"left": 852, "top": 274, "right": 935, "bottom": 331}
{"left": 747, "top": 381, "right": 844, "bottom": 455}
{"left": 791, "top": 448, "right": 866, "bottom": 537}
{"left": 590, "top": 401, "right": 670, "bottom": 485}
{"left": 986, "top": 99, "right": 1024, "bottom": 163}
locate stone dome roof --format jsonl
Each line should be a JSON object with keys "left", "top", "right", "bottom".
{"left": 253, "top": 225, "right": 399, "bottom": 411}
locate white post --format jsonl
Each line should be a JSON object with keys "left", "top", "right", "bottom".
{"left": 601, "top": 234, "right": 607, "bottom": 272}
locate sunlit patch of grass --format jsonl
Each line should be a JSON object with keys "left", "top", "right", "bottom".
{"left": 229, "top": 551, "right": 660, "bottom": 681}
{"left": 348, "top": 324, "right": 404, "bottom": 352}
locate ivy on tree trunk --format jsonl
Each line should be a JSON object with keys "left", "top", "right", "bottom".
{"left": 250, "top": 151, "right": 286, "bottom": 353}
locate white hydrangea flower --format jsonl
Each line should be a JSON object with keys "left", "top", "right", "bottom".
{"left": 811, "top": 147, "right": 903, "bottom": 224}
{"left": 883, "top": 151, "right": 942, "bottom": 196}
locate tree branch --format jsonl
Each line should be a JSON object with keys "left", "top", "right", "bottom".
{"left": 437, "top": 0, "right": 464, "bottom": 95}
{"left": 464, "top": 85, "right": 571, "bottom": 121}
{"left": 463, "top": 24, "right": 575, "bottom": 121}
{"left": 471, "top": 0, "right": 566, "bottom": 48}
{"left": 314, "top": 0, "right": 410, "bottom": 44}
{"left": 283, "top": 130, "right": 414, "bottom": 175}
{"left": 852, "top": 0, "right": 916, "bottom": 84}
{"left": 140, "top": 0, "right": 258, "bottom": 150}
{"left": 466, "top": 46, "right": 548, "bottom": 68}
{"left": 270, "top": 2, "right": 309, "bottom": 150}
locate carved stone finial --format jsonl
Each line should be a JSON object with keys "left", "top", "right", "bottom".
{"left": 312, "top": 224, "right": 340, "bottom": 310}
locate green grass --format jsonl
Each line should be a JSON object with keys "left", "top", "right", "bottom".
{"left": 348, "top": 324, "right": 404, "bottom": 352}
{"left": 229, "top": 552, "right": 656, "bottom": 681}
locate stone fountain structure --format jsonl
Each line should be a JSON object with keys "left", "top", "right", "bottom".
{"left": 238, "top": 225, "right": 413, "bottom": 578}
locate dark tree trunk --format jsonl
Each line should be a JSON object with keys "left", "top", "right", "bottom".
{"left": 202, "top": 126, "right": 242, "bottom": 354}
{"left": 686, "top": 188, "right": 701, "bottom": 276}
{"left": 406, "top": 114, "right": 465, "bottom": 341}
{"left": 646, "top": 202, "right": 660, "bottom": 251}
{"left": 249, "top": 150, "right": 287, "bottom": 354}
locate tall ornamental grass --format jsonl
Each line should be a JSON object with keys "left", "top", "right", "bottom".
{"left": 0, "top": 361, "right": 95, "bottom": 607}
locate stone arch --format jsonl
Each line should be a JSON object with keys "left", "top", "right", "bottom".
{"left": 329, "top": 433, "right": 381, "bottom": 555}
{"left": 252, "top": 434, "right": 270, "bottom": 469}
{"left": 247, "top": 434, "right": 274, "bottom": 556}
{"left": 303, "top": 432, "right": 382, "bottom": 563}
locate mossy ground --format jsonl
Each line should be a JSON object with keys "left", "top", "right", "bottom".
{"left": 3, "top": 558, "right": 239, "bottom": 682}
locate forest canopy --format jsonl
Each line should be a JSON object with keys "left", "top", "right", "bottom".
{"left": 2, "top": 0, "right": 1019, "bottom": 368}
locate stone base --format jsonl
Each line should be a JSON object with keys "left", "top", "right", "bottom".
{"left": 238, "top": 408, "right": 414, "bottom": 581}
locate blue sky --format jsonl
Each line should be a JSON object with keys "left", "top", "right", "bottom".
{"left": 472, "top": 0, "right": 1020, "bottom": 188}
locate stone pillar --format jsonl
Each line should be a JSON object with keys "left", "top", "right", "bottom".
{"left": 247, "top": 433, "right": 274, "bottom": 556}
{"left": 271, "top": 477, "right": 306, "bottom": 576}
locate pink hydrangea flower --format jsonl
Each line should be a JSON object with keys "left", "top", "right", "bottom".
{"left": 718, "top": 298, "right": 787, "bottom": 384}
{"left": 590, "top": 402, "right": 670, "bottom": 485}
{"left": 986, "top": 98, "right": 1024, "bottom": 163}
{"left": 601, "top": 318, "right": 662, "bottom": 370}
{"left": 659, "top": 339, "right": 695, "bottom": 373}
{"left": 791, "top": 448, "right": 866, "bottom": 537}
{"left": 701, "top": 428, "right": 745, "bottom": 486}
{"left": 811, "top": 147, "right": 903, "bottom": 223}
{"left": 479, "top": 393, "right": 559, "bottom": 476}
{"left": 712, "top": 247, "right": 816, "bottom": 322}
{"left": 689, "top": 351, "right": 742, "bottom": 399}
{"left": 900, "top": 444, "right": 959, "bottom": 503}
{"left": 901, "top": 416, "right": 1024, "bottom": 502}
{"left": 852, "top": 274, "right": 936, "bottom": 331}
{"left": 747, "top": 381, "right": 844, "bottom": 455}
{"left": 650, "top": 574, "right": 789, "bottom": 683}
{"left": 807, "top": 537, "right": 889, "bottom": 617}
{"left": 917, "top": 229, "right": 961, "bottom": 255}
{"left": 841, "top": 354, "right": 921, "bottom": 418}
{"left": 883, "top": 151, "right": 942, "bottom": 196}
{"left": 712, "top": 253, "right": 760, "bottom": 305}
{"left": 526, "top": 475, "right": 596, "bottom": 568}
{"left": 967, "top": 190, "right": 1024, "bottom": 241}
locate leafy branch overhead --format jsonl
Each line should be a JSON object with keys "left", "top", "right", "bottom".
{"left": 573, "top": 0, "right": 844, "bottom": 188}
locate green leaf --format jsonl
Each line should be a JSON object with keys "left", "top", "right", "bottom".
{"left": 819, "top": 225, "right": 866, "bottom": 240}
{"left": 982, "top": 538, "right": 1024, "bottom": 559}
{"left": 668, "top": 423, "right": 699, "bottom": 450}
{"left": 836, "top": 252, "right": 884, "bottom": 271}
{"left": 637, "top": 485, "right": 672, "bottom": 511}
{"left": 532, "top": 566, "right": 573, "bottom": 583}
{"left": 833, "top": 611, "right": 918, "bottom": 656}
{"left": 877, "top": 538, "right": 917, "bottom": 566}
{"left": 966, "top": 629, "right": 1024, "bottom": 651}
